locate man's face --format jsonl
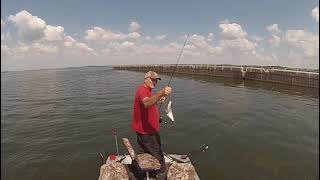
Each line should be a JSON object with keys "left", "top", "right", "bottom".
{"left": 145, "top": 77, "right": 158, "bottom": 89}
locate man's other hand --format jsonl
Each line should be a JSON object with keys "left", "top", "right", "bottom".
{"left": 162, "top": 86, "right": 172, "bottom": 96}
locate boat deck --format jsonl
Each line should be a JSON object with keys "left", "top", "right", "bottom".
{"left": 100, "top": 154, "right": 200, "bottom": 180}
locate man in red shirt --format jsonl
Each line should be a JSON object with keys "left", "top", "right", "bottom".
{"left": 132, "top": 71, "right": 172, "bottom": 175}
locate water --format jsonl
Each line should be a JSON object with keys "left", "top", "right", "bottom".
{"left": 1, "top": 66, "right": 319, "bottom": 180}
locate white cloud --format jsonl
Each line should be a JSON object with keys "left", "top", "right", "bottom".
{"left": 187, "top": 34, "right": 222, "bottom": 56}
{"left": 220, "top": 38, "right": 256, "bottom": 51}
{"left": 253, "top": 52, "right": 278, "bottom": 63}
{"left": 311, "top": 6, "right": 319, "bottom": 23}
{"left": 31, "top": 43, "right": 59, "bottom": 54}
{"left": 207, "top": 46, "right": 223, "bottom": 55}
{"left": 74, "top": 43, "right": 95, "bottom": 54}
{"left": 189, "top": 34, "right": 209, "bottom": 48}
{"left": 43, "top": 25, "right": 65, "bottom": 41}
{"left": 128, "top": 21, "right": 141, "bottom": 32}
{"left": 5, "top": 42, "right": 58, "bottom": 58}
{"left": 2, "top": 9, "right": 319, "bottom": 71}
{"left": 154, "top": 35, "right": 166, "bottom": 41}
{"left": 128, "top": 32, "right": 141, "bottom": 39}
{"left": 286, "top": 30, "right": 319, "bottom": 58}
{"left": 144, "top": 34, "right": 167, "bottom": 41}
{"left": 219, "top": 22, "right": 247, "bottom": 39}
{"left": 266, "top": 24, "right": 282, "bottom": 47}
{"left": 4, "top": 10, "right": 96, "bottom": 59}
{"left": 9, "top": 10, "right": 46, "bottom": 41}
{"left": 251, "top": 35, "right": 264, "bottom": 42}
{"left": 267, "top": 24, "right": 281, "bottom": 34}
{"left": 63, "top": 36, "right": 96, "bottom": 56}
{"left": 269, "top": 34, "right": 281, "bottom": 47}
{"left": 85, "top": 26, "right": 127, "bottom": 42}
{"left": 1, "top": 45, "right": 12, "bottom": 57}
{"left": 63, "top": 36, "right": 76, "bottom": 47}
{"left": 112, "top": 41, "right": 136, "bottom": 54}
{"left": 207, "top": 33, "right": 214, "bottom": 42}
{"left": 218, "top": 21, "right": 256, "bottom": 52}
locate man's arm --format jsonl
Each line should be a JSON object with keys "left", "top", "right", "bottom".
{"left": 142, "top": 90, "right": 165, "bottom": 108}
{"left": 142, "top": 86, "right": 172, "bottom": 108}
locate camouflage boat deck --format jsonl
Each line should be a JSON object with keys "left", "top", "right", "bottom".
{"left": 98, "top": 154, "right": 200, "bottom": 180}
{"left": 98, "top": 137, "right": 200, "bottom": 180}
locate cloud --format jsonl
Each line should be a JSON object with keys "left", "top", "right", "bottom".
{"left": 85, "top": 26, "right": 127, "bottom": 42}
{"left": 145, "top": 34, "right": 167, "bottom": 41}
{"left": 84, "top": 26, "right": 142, "bottom": 43}
{"left": 311, "top": 6, "right": 319, "bottom": 23}
{"left": 268, "top": 34, "right": 281, "bottom": 47}
{"left": 154, "top": 35, "right": 166, "bottom": 41}
{"left": 186, "top": 34, "right": 223, "bottom": 56}
{"left": 251, "top": 35, "right": 264, "bottom": 42}
{"left": 219, "top": 22, "right": 247, "bottom": 39}
{"left": 266, "top": 24, "right": 282, "bottom": 47}
{"left": 30, "top": 43, "right": 59, "bottom": 55}
{"left": 8, "top": 10, "right": 46, "bottom": 41}
{"left": 286, "top": 30, "right": 319, "bottom": 58}
{"left": 128, "top": 21, "right": 141, "bottom": 32}
{"left": 128, "top": 32, "right": 141, "bottom": 39}
{"left": 219, "top": 38, "right": 256, "bottom": 51}
{"left": 207, "top": 33, "right": 214, "bottom": 42}
{"left": 189, "top": 34, "right": 209, "bottom": 48}
{"left": 2, "top": 8, "right": 319, "bottom": 70}
{"left": 43, "top": 25, "right": 65, "bottom": 41}
{"left": 267, "top": 24, "right": 281, "bottom": 34}
{"left": 4, "top": 10, "right": 96, "bottom": 59}
{"left": 4, "top": 42, "right": 59, "bottom": 58}
{"left": 1, "top": 45, "right": 12, "bottom": 57}
{"left": 253, "top": 51, "right": 278, "bottom": 63}
{"left": 218, "top": 21, "right": 256, "bottom": 52}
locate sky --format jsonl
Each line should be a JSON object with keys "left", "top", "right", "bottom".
{"left": 1, "top": 0, "right": 319, "bottom": 71}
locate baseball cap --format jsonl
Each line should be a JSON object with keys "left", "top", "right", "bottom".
{"left": 145, "top": 71, "right": 161, "bottom": 80}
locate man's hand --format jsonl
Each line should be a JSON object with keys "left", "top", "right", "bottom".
{"left": 142, "top": 86, "right": 172, "bottom": 108}
{"left": 162, "top": 86, "right": 172, "bottom": 96}
{"left": 158, "top": 96, "right": 166, "bottom": 103}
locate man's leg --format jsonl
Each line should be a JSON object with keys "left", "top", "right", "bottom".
{"left": 136, "top": 133, "right": 166, "bottom": 173}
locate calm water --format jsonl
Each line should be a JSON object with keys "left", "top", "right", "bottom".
{"left": 1, "top": 66, "right": 319, "bottom": 180}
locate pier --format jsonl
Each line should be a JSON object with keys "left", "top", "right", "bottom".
{"left": 113, "top": 64, "right": 319, "bottom": 88}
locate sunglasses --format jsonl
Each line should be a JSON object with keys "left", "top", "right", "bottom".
{"left": 150, "top": 78, "right": 158, "bottom": 83}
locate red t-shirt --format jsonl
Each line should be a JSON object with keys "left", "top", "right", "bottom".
{"left": 132, "top": 85, "right": 160, "bottom": 134}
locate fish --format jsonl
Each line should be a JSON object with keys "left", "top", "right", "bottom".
{"left": 165, "top": 100, "right": 175, "bottom": 121}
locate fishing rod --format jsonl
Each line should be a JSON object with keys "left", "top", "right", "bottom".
{"left": 98, "top": 129, "right": 120, "bottom": 165}
{"left": 167, "top": 35, "right": 189, "bottom": 87}
{"left": 163, "top": 143, "right": 209, "bottom": 163}
{"left": 159, "top": 35, "right": 189, "bottom": 115}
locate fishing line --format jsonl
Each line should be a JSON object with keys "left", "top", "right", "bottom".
{"left": 167, "top": 35, "right": 189, "bottom": 87}
{"left": 159, "top": 35, "right": 189, "bottom": 112}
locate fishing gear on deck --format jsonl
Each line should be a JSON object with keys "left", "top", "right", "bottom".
{"left": 159, "top": 35, "right": 189, "bottom": 123}
{"left": 163, "top": 143, "right": 209, "bottom": 163}
{"left": 112, "top": 129, "right": 119, "bottom": 156}
{"left": 98, "top": 151, "right": 105, "bottom": 164}
{"left": 98, "top": 129, "right": 122, "bottom": 164}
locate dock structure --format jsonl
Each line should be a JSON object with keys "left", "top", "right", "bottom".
{"left": 113, "top": 64, "right": 319, "bottom": 88}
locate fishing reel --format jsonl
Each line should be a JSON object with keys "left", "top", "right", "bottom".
{"left": 159, "top": 116, "right": 168, "bottom": 124}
